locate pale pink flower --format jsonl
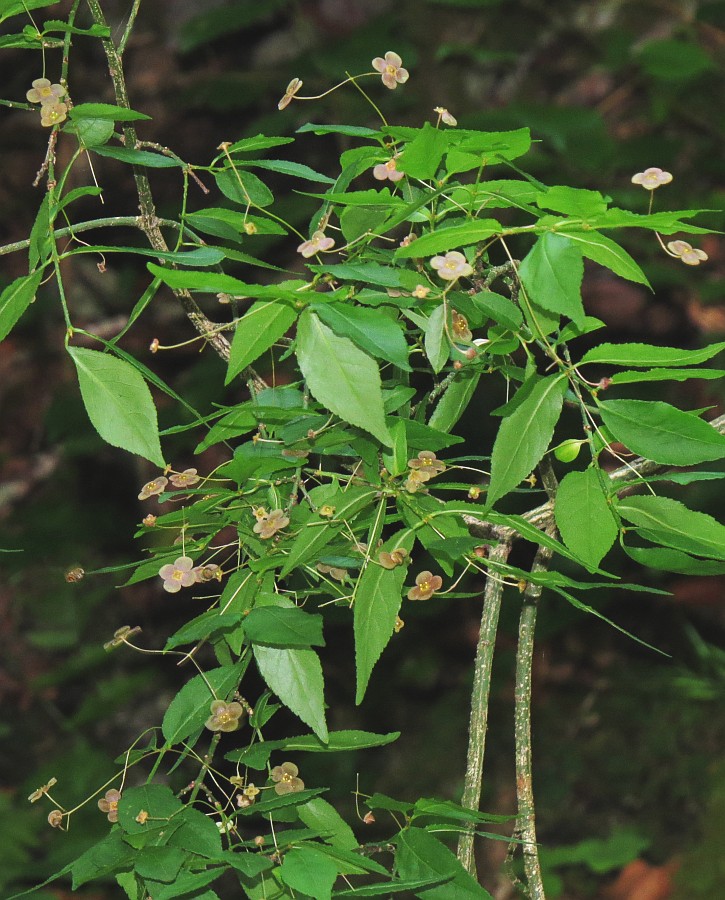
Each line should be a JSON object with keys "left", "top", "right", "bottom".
{"left": 26, "top": 78, "right": 66, "bottom": 105}
{"left": 666, "top": 240, "right": 708, "bottom": 266}
{"left": 158, "top": 556, "right": 196, "bottom": 593}
{"left": 271, "top": 762, "right": 305, "bottom": 795}
{"left": 138, "top": 476, "right": 168, "bottom": 500}
{"left": 253, "top": 508, "right": 290, "bottom": 539}
{"left": 372, "top": 51, "right": 410, "bottom": 90}
{"left": 169, "top": 468, "right": 200, "bottom": 488}
{"left": 631, "top": 167, "right": 673, "bottom": 190}
{"left": 373, "top": 158, "right": 404, "bottom": 183}
{"left": 297, "top": 230, "right": 335, "bottom": 258}
{"left": 430, "top": 250, "right": 473, "bottom": 281}
{"left": 193, "top": 563, "right": 222, "bottom": 583}
{"left": 98, "top": 789, "right": 121, "bottom": 823}
{"left": 407, "top": 570, "right": 443, "bottom": 601}
{"left": 205, "top": 699, "right": 244, "bottom": 732}
{"left": 40, "top": 102, "right": 68, "bottom": 127}
{"left": 434, "top": 106, "right": 457, "bottom": 126}
{"left": 277, "top": 77, "right": 303, "bottom": 110}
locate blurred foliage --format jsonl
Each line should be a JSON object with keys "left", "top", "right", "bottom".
{"left": 1, "top": 0, "right": 724, "bottom": 897}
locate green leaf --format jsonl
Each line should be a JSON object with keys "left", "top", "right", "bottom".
{"left": 117, "top": 784, "right": 184, "bottom": 834}
{"left": 279, "top": 847, "right": 338, "bottom": 899}
{"left": 298, "top": 798, "right": 358, "bottom": 850}
{"left": 598, "top": 399, "right": 725, "bottom": 466}
{"left": 428, "top": 371, "right": 481, "bottom": 433}
{"left": 164, "top": 611, "right": 241, "bottom": 650}
{"left": 395, "top": 827, "right": 493, "bottom": 899}
{"left": 637, "top": 38, "right": 714, "bottom": 81}
{"left": 296, "top": 122, "right": 380, "bottom": 137}
{"left": 487, "top": 374, "right": 567, "bottom": 506}
{"left": 309, "top": 262, "right": 402, "bottom": 288}
{"left": 566, "top": 231, "right": 650, "bottom": 286}
{"left": 29, "top": 194, "right": 51, "bottom": 270}
{"left": 314, "top": 302, "right": 411, "bottom": 371}
{"left": 0, "top": 271, "right": 43, "bottom": 341}
{"left": 67, "top": 347, "right": 165, "bottom": 466}
{"left": 518, "top": 232, "right": 585, "bottom": 327}
{"left": 609, "top": 368, "right": 725, "bottom": 385}
{"left": 71, "top": 117, "right": 115, "bottom": 147}
{"left": 92, "top": 146, "right": 181, "bottom": 168}
{"left": 281, "top": 485, "right": 376, "bottom": 576}
{"left": 215, "top": 167, "right": 273, "bottom": 208}
{"left": 134, "top": 847, "right": 185, "bottom": 883}
{"left": 622, "top": 544, "right": 725, "bottom": 575}
{"left": 226, "top": 730, "right": 399, "bottom": 766}
{"left": 69, "top": 102, "right": 151, "bottom": 121}
{"left": 424, "top": 304, "right": 448, "bottom": 373}
{"left": 226, "top": 300, "right": 297, "bottom": 384}
{"left": 616, "top": 495, "right": 725, "bottom": 561}
{"left": 580, "top": 341, "right": 725, "bottom": 367}
{"left": 243, "top": 605, "right": 325, "bottom": 648}
{"left": 355, "top": 530, "right": 415, "bottom": 704}
{"left": 70, "top": 831, "right": 134, "bottom": 889}
{"left": 412, "top": 798, "right": 512, "bottom": 825}
{"left": 166, "top": 806, "right": 223, "bottom": 859}
{"left": 296, "top": 310, "right": 392, "bottom": 446}
{"left": 396, "top": 122, "right": 448, "bottom": 179}
{"left": 535, "top": 185, "right": 608, "bottom": 217}
{"left": 395, "top": 220, "right": 503, "bottom": 258}
{"left": 554, "top": 468, "right": 619, "bottom": 569}
{"left": 162, "top": 662, "right": 246, "bottom": 745}
{"left": 254, "top": 643, "right": 328, "bottom": 741}
{"left": 224, "top": 134, "right": 296, "bottom": 154}
{"left": 471, "top": 291, "right": 523, "bottom": 330}
{"left": 241, "top": 158, "right": 335, "bottom": 184}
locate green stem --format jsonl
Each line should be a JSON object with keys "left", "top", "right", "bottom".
{"left": 457, "top": 540, "right": 512, "bottom": 876}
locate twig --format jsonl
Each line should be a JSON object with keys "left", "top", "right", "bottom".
{"left": 457, "top": 539, "right": 513, "bottom": 877}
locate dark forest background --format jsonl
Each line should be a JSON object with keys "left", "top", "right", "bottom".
{"left": 1, "top": 1, "right": 725, "bottom": 897}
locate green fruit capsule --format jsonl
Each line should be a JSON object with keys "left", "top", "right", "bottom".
{"left": 554, "top": 439, "right": 583, "bottom": 463}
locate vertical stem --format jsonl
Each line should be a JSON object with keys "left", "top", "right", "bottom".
{"left": 457, "top": 540, "right": 512, "bottom": 876}
{"left": 513, "top": 459, "right": 558, "bottom": 898}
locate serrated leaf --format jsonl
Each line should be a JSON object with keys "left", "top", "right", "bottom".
{"left": 622, "top": 544, "right": 725, "bottom": 575}
{"left": 215, "top": 167, "right": 273, "bottom": 208}
{"left": 279, "top": 847, "right": 338, "bottom": 899}
{"left": 162, "top": 662, "right": 246, "bottom": 745}
{"left": 598, "top": 399, "right": 725, "bottom": 466}
{"left": 617, "top": 495, "right": 725, "bottom": 561}
{"left": 355, "top": 530, "right": 415, "bottom": 704}
{"left": 394, "top": 220, "right": 503, "bottom": 258}
{"left": 313, "top": 301, "right": 411, "bottom": 370}
{"left": 296, "top": 310, "right": 392, "bottom": 446}
{"left": 117, "top": 784, "right": 184, "bottom": 834}
{"left": 67, "top": 347, "right": 165, "bottom": 466}
{"left": 166, "top": 806, "right": 223, "bottom": 859}
{"left": 241, "top": 158, "right": 335, "bottom": 184}
{"left": 535, "top": 185, "right": 608, "bottom": 217}
{"left": 518, "top": 232, "right": 585, "bottom": 327}
{"left": 567, "top": 231, "right": 650, "bottom": 286}
{"left": 0, "top": 271, "right": 43, "bottom": 341}
{"left": 254, "top": 644, "right": 327, "bottom": 741}
{"left": 226, "top": 300, "right": 297, "bottom": 384}
{"left": 581, "top": 341, "right": 725, "bottom": 367}
{"left": 298, "top": 798, "right": 358, "bottom": 850}
{"left": 244, "top": 605, "right": 324, "bottom": 648}
{"left": 69, "top": 102, "right": 151, "bottom": 121}
{"left": 396, "top": 122, "right": 448, "bottom": 179}
{"left": 70, "top": 831, "right": 134, "bottom": 889}
{"left": 134, "top": 846, "right": 185, "bottom": 883}
{"left": 396, "top": 827, "right": 493, "bottom": 899}
{"left": 609, "top": 368, "right": 725, "bottom": 384}
{"left": 424, "top": 304, "right": 448, "bottom": 373}
{"left": 555, "top": 468, "right": 619, "bottom": 568}
{"left": 428, "top": 372, "right": 481, "bottom": 433}
{"left": 487, "top": 374, "right": 567, "bottom": 507}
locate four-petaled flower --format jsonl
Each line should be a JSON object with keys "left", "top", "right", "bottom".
{"left": 253, "top": 508, "right": 290, "bottom": 539}
{"left": 434, "top": 106, "right": 457, "bottom": 126}
{"left": 372, "top": 51, "right": 410, "bottom": 90}
{"left": 379, "top": 547, "right": 409, "bottom": 569}
{"left": 408, "top": 451, "right": 446, "bottom": 480}
{"left": 98, "top": 789, "right": 121, "bottom": 823}
{"left": 404, "top": 468, "right": 428, "bottom": 494}
{"left": 28, "top": 777, "right": 57, "bottom": 803}
{"left": 40, "top": 103, "right": 68, "bottom": 127}
{"left": 452, "top": 310, "right": 472, "bottom": 342}
{"left": 631, "top": 167, "right": 673, "bottom": 190}
{"left": 297, "top": 230, "right": 335, "bottom": 258}
{"left": 271, "top": 762, "right": 305, "bottom": 795}
{"left": 373, "top": 158, "right": 404, "bottom": 183}
{"left": 159, "top": 556, "right": 196, "bottom": 593}
{"left": 138, "top": 476, "right": 168, "bottom": 500}
{"left": 316, "top": 562, "right": 348, "bottom": 582}
{"left": 169, "top": 468, "right": 200, "bottom": 488}
{"left": 26, "top": 78, "right": 66, "bottom": 105}
{"left": 666, "top": 240, "right": 708, "bottom": 266}
{"left": 193, "top": 563, "right": 222, "bottom": 583}
{"left": 278, "top": 77, "right": 303, "bottom": 110}
{"left": 413, "top": 284, "right": 430, "bottom": 299}
{"left": 205, "top": 699, "right": 245, "bottom": 732}
{"left": 318, "top": 505, "right": 336, "bottom": 518}
{"left": 430, "top": 251, "right": 473, "bottom": 281}
{"left": 407, "top": 570, "right": 443, "bottom": 601}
